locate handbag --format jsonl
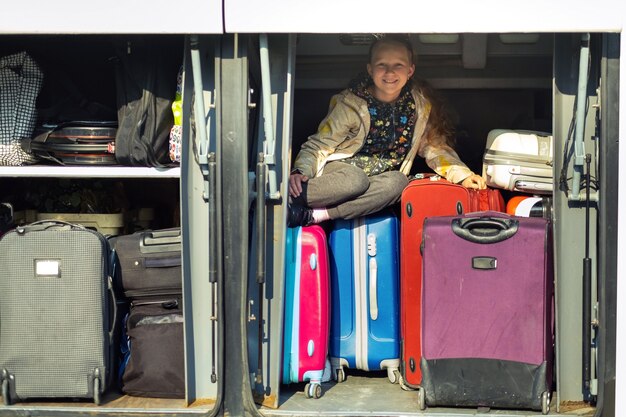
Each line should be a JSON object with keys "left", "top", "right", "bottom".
{"left": 113, "top": 38, "right": 181, "bottom": 167}
{"left": 0, "top": 51, "right": 43, "bottom": 166}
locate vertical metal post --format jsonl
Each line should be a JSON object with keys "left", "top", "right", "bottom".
{"left": 583, "top": 154, "right": 592, "bottom": 400}
{"left": 594, "top": 32, "right": 619, "bottom": 417}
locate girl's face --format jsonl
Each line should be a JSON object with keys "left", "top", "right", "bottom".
{"left": 367, "top": 41, "right": 415, "bottom": 103}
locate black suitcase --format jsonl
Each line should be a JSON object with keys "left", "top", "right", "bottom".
{"left": 110, "top": 228, "right": 182, "bottom": 298}
{"left": 110, "top": 228, "right": 184, "bottom": 398}
{"left": 0, "top": 221, "right": 117, "bottom": 405}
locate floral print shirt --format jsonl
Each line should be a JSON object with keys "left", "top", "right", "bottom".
{"left": 342, "top": 74, "right": 416, "bottom": 176}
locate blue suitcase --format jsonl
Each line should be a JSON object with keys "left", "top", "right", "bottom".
{"left": 328, "top": 211, "right": 401, "bottom": 384}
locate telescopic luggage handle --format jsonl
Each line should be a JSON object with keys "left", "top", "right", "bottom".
{"left": 451, "top": 217, "right": 519, "bottom": 244}
{"left": 140, "top": 228, "right": 182, "bottom": 253}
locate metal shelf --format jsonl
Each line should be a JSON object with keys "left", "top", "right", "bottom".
{"left": 0, "top": 166, "right": 181, "bottom": 179}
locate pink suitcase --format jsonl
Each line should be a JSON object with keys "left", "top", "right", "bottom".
{"left": 282, "top": 225, "right": 330, "bottom": 399}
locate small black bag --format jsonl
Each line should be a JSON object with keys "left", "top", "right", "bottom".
{"left": 113, "top": 37, "right": 181, "bottom": 167}
{"left": 119, "top": 298, "right": 184, "bottom": 398}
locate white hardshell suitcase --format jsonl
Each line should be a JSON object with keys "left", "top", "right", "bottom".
{"left": 482, "top": 129, "right": 553, "bottom": 194}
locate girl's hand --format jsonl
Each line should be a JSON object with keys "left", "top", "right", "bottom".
{"left": 461, "top": 174, "right": 487, "bottom": 190}
{"left": 289, "top": 173, "right": 309, "bottom": 198}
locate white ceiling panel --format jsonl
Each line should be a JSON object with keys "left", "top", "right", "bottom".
{"left": 1, "top": 0, "right": 223, "bottom": 34}
{"left": 224, "top": 0, "right": 623, "bottom": 33}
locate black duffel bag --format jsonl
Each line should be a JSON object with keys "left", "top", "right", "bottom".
{"left": 119, "top": 298, "right": 184, "bottom": 398}
{"left": 113, "top": 37, "right": 182, "bottom": 167}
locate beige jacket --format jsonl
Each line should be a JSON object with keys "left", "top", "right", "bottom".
{"left": 293, "top": 85, "right": 474, "bottom": 184}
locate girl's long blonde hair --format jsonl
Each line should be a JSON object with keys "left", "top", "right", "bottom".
{"left": 413, "top": 77, "right": 456, "bottom": 149}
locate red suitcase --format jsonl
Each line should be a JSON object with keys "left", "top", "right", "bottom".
{"left": 399, "top": 175, "right": 504, "bottom": 388}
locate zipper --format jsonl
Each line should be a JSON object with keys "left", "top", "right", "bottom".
{"left": 130, "top": 298, "right": 180, "bottom": 308}
{"left": 125, "top": 288, "right": 182, "bottom": 299}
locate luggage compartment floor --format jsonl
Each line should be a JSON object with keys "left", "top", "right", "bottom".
{"left": 260, "top": 372, "right": 584, "bottom": 417}
{"left": 0, "top": 392, "right": 215, "bottom": 414}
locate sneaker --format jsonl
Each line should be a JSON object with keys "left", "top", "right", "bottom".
{"left": 287, "top": 203, "right": 314, "bottom": 227}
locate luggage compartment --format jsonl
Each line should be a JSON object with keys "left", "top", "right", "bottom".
{"left": 248, "top": 32, "right": 607, "bottom": 417}
{"left": 0, "top": 34, "right": 221, "bottom": 414}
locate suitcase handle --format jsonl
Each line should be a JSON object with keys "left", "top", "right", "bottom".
{"left": 107, "top": 276, "right": 118, "bottom": 344}
{"left": 369, "top": 258, "right": 378, "bottom": 320}
{"left": 144, "top": 256, "right": 182, "bottom": 268}
{"left": 140, "top": 229, "right": 181, "bottom": 253}
{"left": 451, "top": 217, "right": 519, "bottom": 244}
{"left": 17, "top": 219, "right": 85, "bottom": 232}
{"left": 514, "top": 180, "right": 553, "bottom": 193}
{"left": 143, "top": 229, "right": 181, "bottom": 244}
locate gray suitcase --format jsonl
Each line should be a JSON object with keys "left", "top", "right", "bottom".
{"left": 0, "top": 221, "right": 117, "bottom": 405}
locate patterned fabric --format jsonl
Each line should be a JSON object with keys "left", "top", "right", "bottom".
{"left": 343, "top": 74, "right": 416, "bottom": 176}
{"left": 0, "top": 51, "right": 43, "bottom": 166}
{"left": 292, "top": 82, "right": 473, "bottom": 183}
{"left": 169, "top": 124, "right": 182, "bottom": 163}
{"left": 169, "top": 66, "right": 183, "bottom": 163}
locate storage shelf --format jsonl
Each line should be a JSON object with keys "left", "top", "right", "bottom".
{"left": 0, "top": 165, "right": 181, "bottom": 179}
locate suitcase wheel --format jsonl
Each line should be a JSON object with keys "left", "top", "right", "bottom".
{"left": 387, "top": 368, "right": 401, "bottom": 384}
{"left": 93, "top": 368, "right": 101, "bottom": 405}
{"left": 1, "top": 370, "right": 11, "bottom": 406}
{"left": 93, "top": 377, "right": 101, "bottom": 405}
{"left": 417, "top": 387, "right": 426, "bottom": 411}
{"left": 398, "top": 374, "right": 413, "bottom": 391}
{"left": 541, "top": 391, "right": 550, "bottom": 415}
{"left": 304, "top": 382, "right": 322, "bottom": 399}
{"left": 335, "top": 368, "right": 346, "bottom": 383}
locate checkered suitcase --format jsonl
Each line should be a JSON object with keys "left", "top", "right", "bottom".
{"left": 0, "top": 221, "right": 116, "bottom": 405}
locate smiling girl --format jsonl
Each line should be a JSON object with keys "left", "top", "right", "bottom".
{"left": 287, "top": 35, "right": 485, "bottom": 227}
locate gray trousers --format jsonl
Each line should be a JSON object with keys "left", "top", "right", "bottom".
{"left": 300, "top": 161, "right": 409, "bottom": 220}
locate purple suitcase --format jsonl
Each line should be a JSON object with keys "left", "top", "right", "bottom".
{"left": 419, "top": 211, "right": 553, "bottom": 414}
